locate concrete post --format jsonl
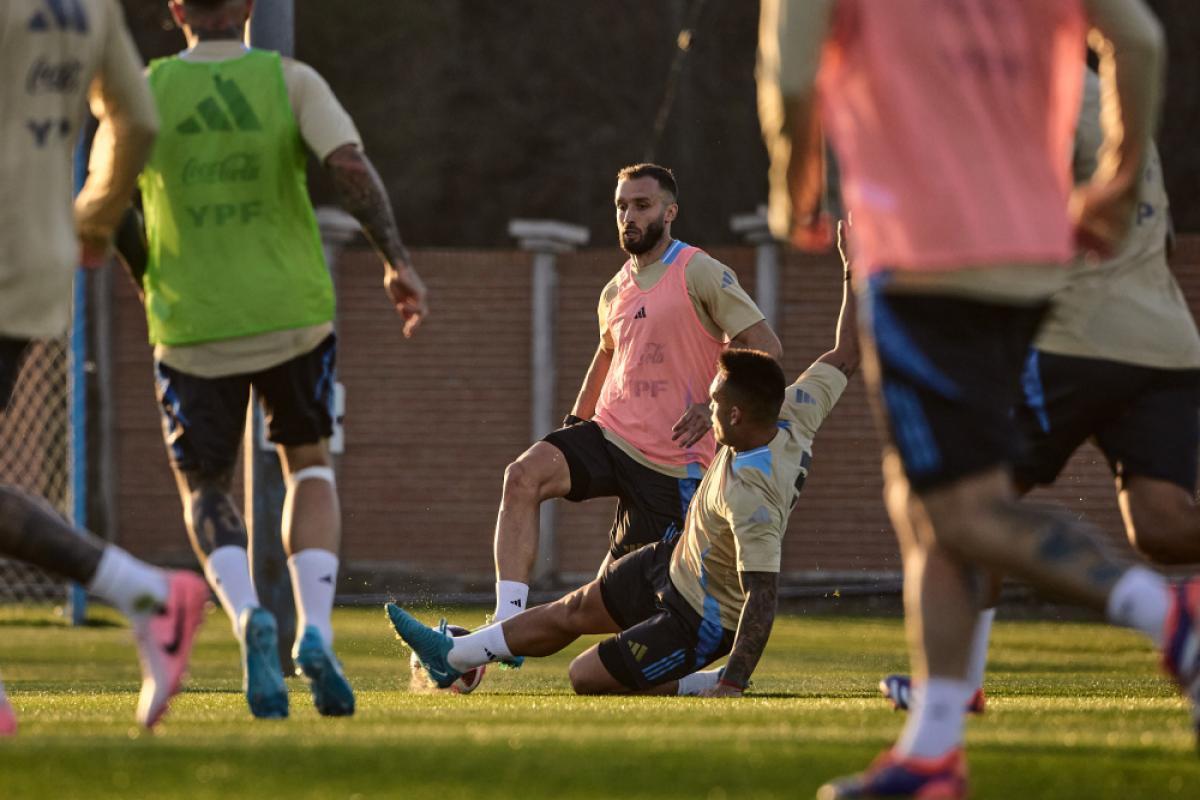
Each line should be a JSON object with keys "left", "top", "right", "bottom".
{"left": 508, "top": 219, "right": 589, "bottom": 585}
{"left": 730, "top": 207, "right": 780, "bottom": 330}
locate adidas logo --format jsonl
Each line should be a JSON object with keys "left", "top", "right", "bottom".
{"left": 510, "top": 598, "right": 523, "bottom": 608}
{"left": 795, "top": 388, "right": 817, "bottom": 405}
{"left": 483, "top": 648, "right": 496, "bottom": 661}
{"left": 28, "top": 0, "right": 88, "bottom": 33}
{"left": 319, "top": 574, "right": 334, "bottom": 585}
{"left": 627, "top": 640, "right": 648, "bottom": 662}
{"left": 176, "top": 76, "right": 263, "bottom": 134}
{"left": 721, "top": 271, "right": 735, "bottom": 288}
{"left": 633, "top": 306, "right": 647, "bottom": 320}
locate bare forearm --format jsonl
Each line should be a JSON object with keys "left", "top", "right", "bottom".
{"left": 816, "top": 269, "right": 859, "bottom": 377}
{"left": 325, "top": 143, "right": 411, "bottom": 270}
{"left": 1085, "top": 0, "right": 1164, "bottom": 188}
{"left": 571, "top": 345, "right": 613, "bottom": 419}
{"left": 721, "top": 572, "right": 779, "bottom": 688}
{"left": 731, "top": 320, "right": 783, "bottom": 361}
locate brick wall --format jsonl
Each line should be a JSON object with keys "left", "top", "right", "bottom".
{"left": 110, "top": 237, "right": 1200, "bottom": 587}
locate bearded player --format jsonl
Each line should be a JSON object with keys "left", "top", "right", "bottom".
{"left": 489, "top": 163, "right": 782, "bottom": 636}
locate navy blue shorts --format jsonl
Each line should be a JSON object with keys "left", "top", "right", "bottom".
{"left": 596, "top": 541, "right": 733, "bottom": 691}
{"left": 543, "top": 421, "right": 702, "bottom": 560}
{"left": 155, "top": 333, "right": 337, "bottom": 476}
{"left": 862, "top": 277, "right": 1047, "bottom": 491}
{"left": 1014, "top": 350, "right": 1200, "bottom": 491}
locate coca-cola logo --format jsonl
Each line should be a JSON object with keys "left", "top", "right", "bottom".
{"left": 182, "top": 152, "right": 261, "bottom": 185}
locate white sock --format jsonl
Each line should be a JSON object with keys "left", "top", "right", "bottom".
{"left": 494, "top": 580, "right": 529, "bottom": 621}
{"left": 446, "top": 622, "right": 512, "bottom": 671}
{"left": 287, "top": 548, "right": 338, "bottom": 646}
{"left": 202, "top": 546, "right": 259, "bottom": 636}
{"left": 87, "top": 545, "right": 169, "bottom": 618}
{"left": 1106, "top": 566, "right": 1169, "bottom": 647}
{"left": 894, "top": 677, "right": 974, "bottom": 759}
{"left": 965, "top": 608, "right": 995, "bottom": 691}
{"left": 677, "top": 667, "right": 724, "bottom": 696}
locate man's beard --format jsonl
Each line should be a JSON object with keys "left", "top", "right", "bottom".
{"left": 620, "top": 217, "right": 666, "bottom": 255}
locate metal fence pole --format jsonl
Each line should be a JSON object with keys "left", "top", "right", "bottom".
{"left": 508, "top": 220, "right": 589, "bottom": 585}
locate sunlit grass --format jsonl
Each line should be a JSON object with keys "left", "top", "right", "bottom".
{"left": 0, "top": 606, "right": 1197, "bottom": 798}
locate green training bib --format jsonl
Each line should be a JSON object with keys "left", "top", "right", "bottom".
{"left": 139, "top": 49, "right": 334, "bottom": 345}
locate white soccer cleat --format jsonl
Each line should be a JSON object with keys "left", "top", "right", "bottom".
{"left": 133, "top": 570, "right": 208, "bottom": 729}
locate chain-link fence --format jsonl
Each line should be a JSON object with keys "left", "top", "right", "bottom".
{"left": 0, "top": 339, "right": 73, "bottom": 604}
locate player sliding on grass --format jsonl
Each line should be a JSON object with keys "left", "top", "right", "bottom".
{"left": 488, "top": 164, "right": 782, "bottom": 631}
{"left": 391, "top": 270, "right": 855, "bottom": 696}
{"left": 100, "top": 0, "right": 427, "bottom": 720}
{"left": 0, "top": 0, "right": 208, "bottom": 734}
{"left": 761, "top": 0, "right": 1200, "bottom": 797}
{"left": 881, "top": 66, "right": 1200, "bottom": 716}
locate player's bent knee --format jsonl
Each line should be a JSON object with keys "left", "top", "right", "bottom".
{"left": 568, "top": 650, "right": 620, "bottom": 695}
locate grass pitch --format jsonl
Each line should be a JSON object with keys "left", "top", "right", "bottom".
{"left": 1, "top": 604, "right": 1198, "bottom": 799}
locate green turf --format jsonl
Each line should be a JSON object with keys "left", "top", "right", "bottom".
{"left": 0, "top": 605, "right": 1198, "bottom": 799}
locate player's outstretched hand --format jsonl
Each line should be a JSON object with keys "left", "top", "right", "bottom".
{"left": 384, "top": 262, "right": 429, "bottom": 338}
{"left": 671, "top": 402, "right": 713, "bottom": 448}
{"left": 698, "top": 683, "right": 743, "bottom": 698}
{"left": 1069, "top": 178, "right": 1137, "bottom": 259}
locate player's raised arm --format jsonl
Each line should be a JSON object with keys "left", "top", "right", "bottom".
{"left": 758, "top": 0, "right": 836, "bottom": 251}
{"left": 814, "top": 219, "right": 860, "bottom": 378}
{"left": 75, "top": 0, "right": 158, "bottom": 267}
{"left": 1074, "top": 0, "right": 1166, "bottom": 254}
{"left": 324, "top": 143, "right": 428, "bottom": 336}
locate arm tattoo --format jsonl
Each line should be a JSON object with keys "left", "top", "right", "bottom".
{"left": 721, "top": 571, "right": 780, "bottom": 688}
{"left": 325, "top": 144, "right": 411, "bottom": 269}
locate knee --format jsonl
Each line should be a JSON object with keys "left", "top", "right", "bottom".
{"left": 503, "top": 459, "right": 545, "bottom": 502}
{"left": 568, "top": 654, "right": 606, "bottom": 695}
{"left": 1129, "top": 514, "right": 1196, "bottom": 565}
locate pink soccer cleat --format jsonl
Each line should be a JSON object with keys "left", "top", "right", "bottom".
{"left": 0, "top": 680, "right": 16, "bottom": 737}
{"left": 1162, "top": 577, "right": 1200, "bottom": 744}
{"left": 817, "top": 747, "right": 968, "bottom": 799}
{"left": 133, "top": 570, "right": 208, "bottom": 729}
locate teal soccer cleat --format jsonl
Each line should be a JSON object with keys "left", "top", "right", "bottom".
{"left": 294, "top": 625, "right": 355, "bottom": 717}
{"left": 385, "top": 603, "right": 462, "bottom": 689}
{"left": 239, "top": 607, "right": 288, "bottom": 719}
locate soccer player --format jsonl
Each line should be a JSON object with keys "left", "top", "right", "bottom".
{"left": 759, "top": 1, "right": 1200, "bottom": 797}
{"left": 882, "top": 67, "right": 1200, "bottom": 714}
{"left": 99, "top": 0, "right": 428, "bottom": 719}
{"left": 388, "top": 273, "right": 854, "bottom": 694}
{"left": 491, "top": 163, "right": 782, "bottom": 627}
{"left": 0, "top": 0, "right": 208, "bottom": 733}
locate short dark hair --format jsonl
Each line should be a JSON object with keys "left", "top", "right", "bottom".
{"left": 718, "top": 349, "right": 786, "bottom": 424}
{"left": 616, "top": 163, "right": 678, "bottom": 201}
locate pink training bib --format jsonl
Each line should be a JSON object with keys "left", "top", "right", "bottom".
{"left": 819, "top": 0, "right": 1085, "bottom": 274}
{"left": 594, "top": 241, "right": 725, "bottom": 469}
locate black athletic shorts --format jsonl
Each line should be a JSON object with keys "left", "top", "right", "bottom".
{"left": 596, "top": 541, "right": 734, "bottom": 691}
{"left": 155, "top": 333, "right": 337, "bottom": 476}
{"left": 0, "top": 337, "right": 30, "bottom": 411}
{"left": 1014, "top": 350, "right": 1200, "bottom": 491}
{"left": 542, "top": 421, "right": 702, "bottom": 560}
{"left": 862, "top": 276, "right": 1047, "bottom": 491}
